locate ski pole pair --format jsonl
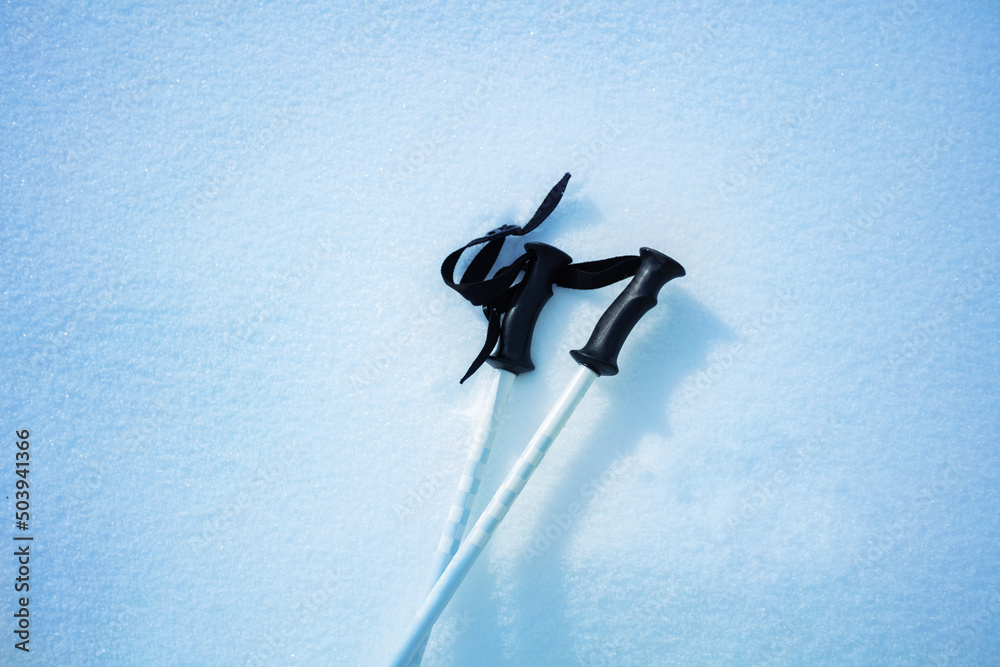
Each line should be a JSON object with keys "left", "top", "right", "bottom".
{"left": 392, "top": 177, "right": 685, "bottom": 666}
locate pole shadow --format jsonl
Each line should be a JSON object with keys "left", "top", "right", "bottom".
{"left": 443, "top": 287, "right": 732, "bottom": 665}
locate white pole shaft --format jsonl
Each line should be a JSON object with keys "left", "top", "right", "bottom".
{"left": 389, "top": 366, "right": 598, "bottom": 667}
{"left": 429, "top": 368, "right": 516, "bottom": 583}
{"left": 406, "top": 368, "right": 516, "bottom": 667}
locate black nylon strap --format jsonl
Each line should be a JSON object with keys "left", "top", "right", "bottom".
{"left": 556, "top": 255, "right": 641, "bottom": 290}
{"left": 440, "top": 172, "right": 571, "bottom": 304}
{"left": 441, "top": 173, "right": 641, "bottom": 382}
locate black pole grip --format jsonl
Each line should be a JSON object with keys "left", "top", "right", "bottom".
{"left": 487, "top": 243, "right": 573, "bottom": 375}
{"left": 570, "top": 247, "right": 685, "bottom": 376}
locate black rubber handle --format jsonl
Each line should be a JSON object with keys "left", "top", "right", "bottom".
{"left": 570, "top": 247, "right": 685, "bottom": 376}
{"left": 487, "top": 242, "right": 573, "bottom": 375}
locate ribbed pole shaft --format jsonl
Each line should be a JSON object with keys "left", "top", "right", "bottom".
{"left": 389, "top": 366, "right": 598, "bottom": 667}
{"left": 407, "top": 369, "right": 515, "bottom": 667}
{"left": 429, "top": 369, "right": 515, "bottom": 582}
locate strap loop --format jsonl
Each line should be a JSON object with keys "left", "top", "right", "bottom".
{"left": 441, "top": 173, "right": 641, "bottom": 382}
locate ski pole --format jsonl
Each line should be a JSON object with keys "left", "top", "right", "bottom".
{"left": 406, "top": 243, "right": 571, "bottom": 667}
{"left": 389, "top": 247, "right": 685, "bottom": 667}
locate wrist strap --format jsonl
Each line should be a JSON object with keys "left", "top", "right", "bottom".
{"left": 441, "top": 173, "right": 641, "bottom": 382}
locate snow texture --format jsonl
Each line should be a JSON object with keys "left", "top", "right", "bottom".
{"left": 1, "top": 0, "right": 999, "bottom": 665}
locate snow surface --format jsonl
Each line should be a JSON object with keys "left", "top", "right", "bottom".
{"left": 2, "top": 1, "right": 999, "bottom": 665}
